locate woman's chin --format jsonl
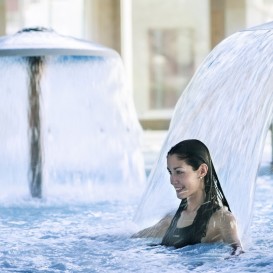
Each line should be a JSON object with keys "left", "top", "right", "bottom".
{"left": 176, "top": 192, "right": 187, "bottom": 199}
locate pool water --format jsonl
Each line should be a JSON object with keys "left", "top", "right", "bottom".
{"left": 0, "top": 131, "right": 272, "bottom": 273}
{"left": 0, "top": 172, "right": 272, "bottom": 272}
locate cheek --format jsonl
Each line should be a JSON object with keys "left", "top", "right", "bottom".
{"left": 187, "top": 174, "right": 200, "bottom": 187}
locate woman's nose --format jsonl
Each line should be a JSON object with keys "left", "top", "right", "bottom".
{"left": 170, "top": 174, "right": 177, "bottom": 185}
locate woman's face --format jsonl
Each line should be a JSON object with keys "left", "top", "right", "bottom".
{"left": 167, "top": 154, "right": 206, "bottom": 200}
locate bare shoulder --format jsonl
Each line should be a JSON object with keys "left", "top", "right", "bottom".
{"left": 158, "top": 213, "right": 173, "bottom": 225}
{"left": 204, "top": 207, "right": 238, "bottom": 242}
{"left": 212, "top": 207, "right": 237, "bottom": 226}
{"left": 131, "top": 214, "right": 173, "bottom": 238}
{"left": 204, "top": 207, "right": 243, "bottom": 255}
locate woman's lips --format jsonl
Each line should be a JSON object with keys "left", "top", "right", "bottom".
{"left": 175, "top": 187, "right": 187, "bottom": 194}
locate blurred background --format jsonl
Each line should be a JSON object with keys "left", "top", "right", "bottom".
{"left": 0, "top": 0, "right": 272, "bottom": 130}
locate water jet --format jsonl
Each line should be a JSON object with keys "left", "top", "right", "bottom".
{"left": 134, "top": 21, "right": 273, "bottom": 244}
{"left": 0, "top": 27, "right": 145, "bottom": 199}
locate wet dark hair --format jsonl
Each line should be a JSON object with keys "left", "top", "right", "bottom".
{"left": 167, "top": 139, "right": 231, "bottom": 239}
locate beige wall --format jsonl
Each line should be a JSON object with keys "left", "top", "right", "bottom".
{"left": 225, "top": 0, "right": 246, "bottom": 35}
{"left": 210, "top": 0, "right": 246, "bottom": 48}
{"left": 84, "top": 0, "right": 121, "bottom": 54}
{"left": 132, "top": 0, "right": 210, "bottom": 116}
{"left": 0, "top": 0, "right": 6, "bottom": 35}
{"left": 246, "top": 0, "right": 273, "bottom": 27}
{"left": 210, "top": 0, "right": 225, "bottom": 48}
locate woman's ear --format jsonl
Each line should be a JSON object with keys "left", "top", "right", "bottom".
{"left": 198, "top": 163, "right": 208, "bottom": 178}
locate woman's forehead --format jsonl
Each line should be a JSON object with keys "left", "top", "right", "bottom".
{"left": 167, "top": 154, "right": 188, "bottom": 166}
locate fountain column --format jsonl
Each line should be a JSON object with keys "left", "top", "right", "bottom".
{"left": 27, "top": 56, "right": 44, "bottom": 198}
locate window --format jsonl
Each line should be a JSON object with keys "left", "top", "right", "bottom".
{"left": 149, "top": 28, "right": 194, "bottom": 109}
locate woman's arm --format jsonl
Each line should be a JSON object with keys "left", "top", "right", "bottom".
{"left": 131, "top": 215, "right": 173, "bottom": 238}
{"left": 218, "top": 210, "right": 244, "bottom": 255}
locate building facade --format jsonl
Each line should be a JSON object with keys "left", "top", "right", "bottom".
{"left": 0, "top": 0, "right": 272, "bottom": 128}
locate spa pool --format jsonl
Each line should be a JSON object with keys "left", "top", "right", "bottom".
{"left": 0, "top": 171, "right": 271, "bottom": 273}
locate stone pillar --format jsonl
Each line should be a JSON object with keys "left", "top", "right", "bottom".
{"left": 210, "top": 0, "right": 225, "bottom": 49}
{"left": 225, "top": 0, "right": 246, "bottom": 36}
{"left": 0, "top": 1, "right": 6, "bottom": 35}
{"left": 84, "top": 0, "right": 121, "bottom": 54}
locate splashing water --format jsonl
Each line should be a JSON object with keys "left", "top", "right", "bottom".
{"left": 0, "top": 135, "right": 272, "bottom": 272}
{"left": 0, "top": 24, "right": 273, "bottom": 273}
{"left": 0, "top": 29, "right": 146, "bottom": 203}
{"left": 134, "top": 21, "right": 273, "bottom": 242}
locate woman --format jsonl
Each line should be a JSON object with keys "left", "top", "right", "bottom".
{"left": 133, "top": 139, "right": 243, "bottom": 255}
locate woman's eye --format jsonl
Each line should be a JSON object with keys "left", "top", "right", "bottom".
{"left": 167, "top": 169, "right": 184, "bottom": 175}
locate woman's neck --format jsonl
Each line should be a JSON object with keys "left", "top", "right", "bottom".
{"left": 186, "top": 190, "right": 206, "bottom": 212}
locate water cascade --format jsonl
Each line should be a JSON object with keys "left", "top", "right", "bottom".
{"left": 0, "top": 27, "right": 146, "bottom": 201}
{"left": 134, "top": 21, "right": 273, "bottom": 242}
{"left": 28, "top": 56, "right": 44, "bottom": 198}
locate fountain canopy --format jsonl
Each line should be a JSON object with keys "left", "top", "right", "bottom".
{"left": 0, "top": 27, "right": 118, "bottom": 57}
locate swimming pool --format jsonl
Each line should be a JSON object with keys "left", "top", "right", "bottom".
{"left": 0, "top": 132, "right": 272, "bottom": 273}
{"left": 0, "top": 176, "right": 272, "bottom": 273}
